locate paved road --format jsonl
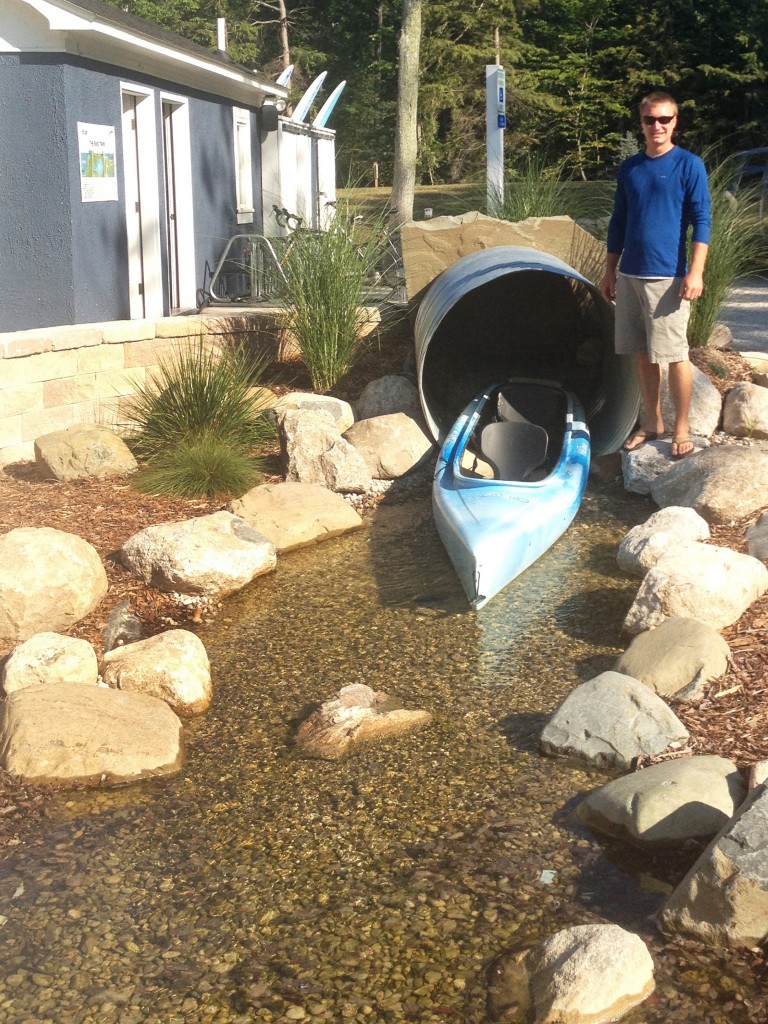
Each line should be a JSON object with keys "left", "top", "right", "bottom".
{"left": 719, "top": 274, "right": 768, "bottom": 354}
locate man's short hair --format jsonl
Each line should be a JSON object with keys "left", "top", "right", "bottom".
{"left": 639, "top": 91, "right": 678, "bottom": 115}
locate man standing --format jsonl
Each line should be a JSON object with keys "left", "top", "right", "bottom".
{"left": 600, "top": 91, "right": 711, "bottom": 457}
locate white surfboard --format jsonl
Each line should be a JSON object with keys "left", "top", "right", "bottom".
{"left": 291, "top": 71, "right": 328, "bottom": 122}
{"left": 312, "top": 81, "right": 346, "bottom": 128}
{"left": 276, "top": 64, "right": 294, "bottom": 86}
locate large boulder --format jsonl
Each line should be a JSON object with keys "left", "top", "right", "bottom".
{"left": 622, "top": 437, "right": 709, "bottom": 495}
{"left": 659, "top": 785, "right": 768, "bottom": 948}
{"left": 623, "top": 541, "right": 768, "bottom": 634}
{"left": 651, "top": 445, "right": 768, "bottom": 525}
{"left": 0, "top": 681, "right": 183, "bottom": 786}
{"left": 271, "top": 392, "right": 354, "bottom": 433}
{"left": 278, "top": 409, "right": 372, "bottom": 493}
{"left": 100, "top": 629, "right": 211, "bottom": 716}
{"left": 722, "top": 382, "right": 768, "bottom": 438}
{"left": 354, "top": 375, "right": 422, "bottom": 421}
{"left": 230, "top": 481, "right": 363, "bottom": 552}
{"left": 343, "top": 413, "right": 434, "bottom": 479}
{"left": 615, "top": 617, "right": 730, "bottom": 701}
{"left": 540, "top": 672, "right": 689, "bottom": 773}
{"left": 120, "top": 511, "right": 276, "bottom": 597}
{"left": 578, "top": 755, "right": 746, "bottom": 846}
{"left": 617, "top": 507, "right": 710, "bottom": 576}
{"left": 661, "top": 362, "right": 723, "bottom": 438}
{"left": 295, "top": 684, "right": 432, "bottom": 759}
{"left": 34, "top": 424, "right": 138, "bottom": 482}
{"left": 2, "top": 633, "right": 99, "bottom": 694}
{"left": 489, "top": 924, "right": 655, "bottom": 1024}
{"left": 0, "top": 528, "right": 108, "bottom": 642}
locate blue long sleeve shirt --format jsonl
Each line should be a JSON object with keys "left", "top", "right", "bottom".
{"left": 606, "top": 146, "right": 711, "bottom": 277}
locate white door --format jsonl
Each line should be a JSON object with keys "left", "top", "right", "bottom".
{"left": 161, "top": 97, "right": 196, "bottom": 311}
{"left": 121, "top": 86, "right": 163, "bottom": 319}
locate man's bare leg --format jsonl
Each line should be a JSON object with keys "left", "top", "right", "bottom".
{"left": 624, "top": 352, "right": 665, "bottom": 450}
{"left": 668, "top": 358, "right": 693, "bottom": 456}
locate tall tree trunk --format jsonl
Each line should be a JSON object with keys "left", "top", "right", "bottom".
{"left": 391, "top": 0, "right": 422, "bottom": 225}
{"left": 278, "top": 0, "right": 290, "bottom": 69}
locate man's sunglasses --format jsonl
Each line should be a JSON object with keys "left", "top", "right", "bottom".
{"left": 642, "top": 115, "right": 675, "bottom": 125}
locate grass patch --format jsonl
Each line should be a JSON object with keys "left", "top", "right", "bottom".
{"left": 132, "top": 430, "right": 263, "bottom": 499}
{"left": 277, "top": 211, "right": 388, "bottom": 392}
{"left": 123, "top": 337, "right": 275, "bottom": 498}
{"left": 688, "top": 159, "right": 768, "bottom": 348}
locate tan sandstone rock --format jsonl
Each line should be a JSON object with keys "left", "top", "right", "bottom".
{"left": 100, "top": 629, "right": 212, "bottom": 716}
{"left": 296, "top": 683, "right": 432, "bottom": 759}
{"left": 0, "top": 682, "right": 183, "bottom": 786}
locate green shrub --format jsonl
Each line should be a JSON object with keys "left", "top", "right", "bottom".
{"left": 277, "top": 213, "right": 387, "bottom": 392}
{"left": 688, "top": 159, "right": 768, "bottom": 348}
{"left": 123, "top": 337, "right": 275, "bottom": 497}
{"left": 132, "top": 430, "right": 263, "bottom": 499}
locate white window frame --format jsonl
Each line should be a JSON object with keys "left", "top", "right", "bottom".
{"left": 233, "top": 106, "right": 254, "bottom": 224}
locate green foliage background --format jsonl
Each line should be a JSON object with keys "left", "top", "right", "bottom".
{"left": 107, "top": 0, "right": 768, "bottom": 183}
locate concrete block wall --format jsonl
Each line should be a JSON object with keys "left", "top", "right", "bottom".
{"left": 0, "top": 312, "right": 286, "bottom": 468}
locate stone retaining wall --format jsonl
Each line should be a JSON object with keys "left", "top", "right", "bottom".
{"left": 0, "top": 311, "right": 288, "bottom": 469}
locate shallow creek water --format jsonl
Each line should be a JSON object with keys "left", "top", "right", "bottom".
{"left": 0, "top": 480, "right": 764, "bottom": 1023}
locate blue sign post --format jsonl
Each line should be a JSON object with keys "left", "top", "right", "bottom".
{"left": 486, "top": 65, "right": 506, "bottom": 209}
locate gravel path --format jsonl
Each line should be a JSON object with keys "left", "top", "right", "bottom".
{"left": 720, "top": 274, "right": 768, "bottom": 354}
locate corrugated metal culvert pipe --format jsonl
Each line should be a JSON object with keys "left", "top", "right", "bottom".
{"left": 414, "top": 246, "right": 640, "bottom": 457}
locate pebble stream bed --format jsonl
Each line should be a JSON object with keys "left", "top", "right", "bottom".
{"left": 0, "top": 480, "right": 764, "bottom": 1023}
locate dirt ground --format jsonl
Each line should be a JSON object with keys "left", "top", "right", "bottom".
{"left": 0, "top": 341, "right": 766, "bottom": 852}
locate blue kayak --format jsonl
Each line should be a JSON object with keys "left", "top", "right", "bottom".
{"left": 432, "top": 380, "right": 590, "bottom": 610}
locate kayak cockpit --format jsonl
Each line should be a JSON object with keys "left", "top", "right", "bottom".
{"left": 458, "top": 381, "right": 568, "bottom": 484}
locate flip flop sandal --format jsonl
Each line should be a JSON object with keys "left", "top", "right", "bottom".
{"left": 623, "top": 429, "right": 659, "bottom": 452}
{"left": 671, "top": 436, "right": 694, "bottom": 458}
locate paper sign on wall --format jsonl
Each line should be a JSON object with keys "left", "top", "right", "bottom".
{"left": 78, "top": 122, "right": 117, "bottom": 202}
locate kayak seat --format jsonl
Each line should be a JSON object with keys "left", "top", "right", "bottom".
{"left": 480, "top": 421, "right": 549, "bottom": 482}
{"left": 498, "top": 384, "right": 561, "bottom": 429}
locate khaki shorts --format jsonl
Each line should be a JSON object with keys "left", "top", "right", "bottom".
{"left": 615, "top": 274, "right": 690, "bottom": 363}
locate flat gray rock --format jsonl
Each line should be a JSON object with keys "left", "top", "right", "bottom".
{"left": 659, "top": 785, "right": 768, "bottom": 948}
{"left": 651, "top": 445, "right": 768, "bottom": 525}
{"left": 229, "top": 481, "right": 363, "bottom": 552}
{"left": 746, "top": 511, "right": 768, "bottom": 560}
{"left": 578, "top": 755, "right": 746, "bottom": 846}
{"left": 622, "top": 436, "right": 709, "bottom": 496}
{"left": 540, "top": 671, "right": 689, "bottom": 773}
{"left": 615, "top": 617, "right": 730, "bottom": 700}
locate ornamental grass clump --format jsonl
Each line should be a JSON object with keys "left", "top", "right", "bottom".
{"left": 277, "top": 214, "right": 384, "bottom": 392}
{"left": 123, "top": 338, "right": 275, "bottom": 498}
{"left": 688, "top": 158, "right": 768, "bottom": 348}
{"left": 488, "top": 154, "right": 573, "bottom": 222}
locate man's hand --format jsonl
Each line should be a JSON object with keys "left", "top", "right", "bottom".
{"left": 679, "top": 270, "right": 704, "bottom": 301}
{"left": 600, "top": 268, "right": 617, "bottom": 302}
